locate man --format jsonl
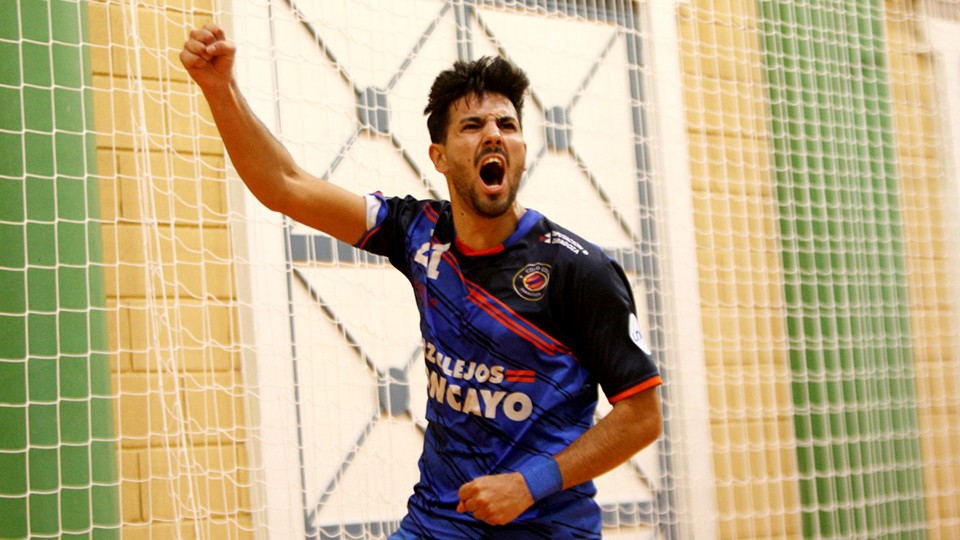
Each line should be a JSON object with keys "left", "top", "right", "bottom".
{"left": 181, "top": 24, "right": 662, "bottom": 538}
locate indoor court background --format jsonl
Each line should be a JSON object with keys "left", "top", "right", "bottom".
{"left": 2, "top": 0, "right": 960, "bottom": 538}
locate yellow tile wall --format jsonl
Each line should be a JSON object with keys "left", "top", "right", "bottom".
{"left": 885, "top": 2, "right": 960, "bottom": 538}
{"left": 89, "top": 0, "right": 252, "bottom": 536}
{"left": 81, "top": 1, "right": 960, "bottom": 537}
{"left": 683, "top": 1, "right": 960, "bottom": 536}
{"left": 679, "top": 1, "right": 802, "bottom": 538}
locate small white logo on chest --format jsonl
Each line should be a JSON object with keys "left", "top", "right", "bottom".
{"left": 541, "top": 231, "right": 588, "bottom": 255}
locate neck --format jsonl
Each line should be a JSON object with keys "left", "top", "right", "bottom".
{"left": 451, "top": 204, "right": 526, "bottom": 252}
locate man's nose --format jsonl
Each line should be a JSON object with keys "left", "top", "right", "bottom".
{"left": 481, "top": 120, "right": 503, "bottom": 145}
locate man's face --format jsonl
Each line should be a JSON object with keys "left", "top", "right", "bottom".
{"left": 430, "top": 92, "right": 527, "bottom": 219}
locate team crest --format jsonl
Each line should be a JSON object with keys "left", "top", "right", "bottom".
{"left": 513, "top": 263, "right": 551, "bottom": 301}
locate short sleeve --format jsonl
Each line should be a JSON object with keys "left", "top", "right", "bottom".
{"left": 569, "top": 259, "right": 661, "bottom": 403}
{"left": 354, "top": 194, "right": 425, "bottom": 275}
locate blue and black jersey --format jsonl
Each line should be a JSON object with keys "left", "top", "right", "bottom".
{"left": 356, "top": 193, "right": 661, "bottom": 539}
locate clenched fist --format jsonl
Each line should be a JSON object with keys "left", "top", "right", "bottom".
{"left": 457, "top": 472, "right": 534, "bottom": 526}
{"left": 180, "top": 24, "right": 237, "bottom": 92}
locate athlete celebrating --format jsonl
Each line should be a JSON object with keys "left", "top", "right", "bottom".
{"left": 181, "top": 24, "right": 662, "bottom": 538}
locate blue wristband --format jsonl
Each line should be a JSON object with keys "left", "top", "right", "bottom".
{"left": 518, "top": 455, "right": 563, "bottom": 502}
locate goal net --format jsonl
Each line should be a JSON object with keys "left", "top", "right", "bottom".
{"left": 2, "top": 0, "right": 959, "bottom": 539}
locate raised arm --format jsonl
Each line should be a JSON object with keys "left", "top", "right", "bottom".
{"left": 180, "top": 24, "right": 367, "bottom": 244}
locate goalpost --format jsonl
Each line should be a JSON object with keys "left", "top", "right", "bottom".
{"left": 2, "top": 0, "right": 960, "bottom": 539}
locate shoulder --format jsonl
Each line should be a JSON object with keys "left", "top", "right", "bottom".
{"left": 532, "top": 215, "right": 613, "bottom": 274}
{"left": 356, "top": 195, "right": 451, "bottom": 257}
{"left": 510, "top": 213, "right": 629, "bottom": 305}
{"left": 378, "top": 194, "right": 448, "bottom": 215}
{"left": 372, "top": 195, "right": 451, "bottom": 231}
{"left": 527, "top": 216, "right": 637, "bottom": 310}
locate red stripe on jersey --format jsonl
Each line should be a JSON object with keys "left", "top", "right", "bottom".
{"left": 608, "top": 376, "right": 662, "bottom": 404}
{"left": 466, "top": 283, "right": 571, "bottom": 357}
{"left": 356, "top": 224, "right": 382, "bottom": 250}
{"left": 466, "top": 287, "right": 558, "bottom": 355}
{"left": 440, "top": 251, "right": 573, "bottom": 358}
{"left": 455, "top": 237, "right": 505, "bottom": 257}
{"left": 506, "top": 369, "right": 536, "bottom": 383}
{"left": 423, "top": 204, "right": 440, "bottom": 224}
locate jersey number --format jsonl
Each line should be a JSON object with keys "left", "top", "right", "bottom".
{"left": 415, "top": 242, "right": 450, "bottom": 279}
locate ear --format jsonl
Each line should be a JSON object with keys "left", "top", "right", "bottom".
{"left": 429, "top": 143, "right": 448, "bottom": 174}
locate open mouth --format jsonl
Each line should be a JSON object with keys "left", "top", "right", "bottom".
{"left": 479, "top": 158, "right": 505, "bottom": 187}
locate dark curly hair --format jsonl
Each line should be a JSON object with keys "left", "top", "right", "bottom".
{"left": 424, "top": 56, "right": 530, "bottom": 143}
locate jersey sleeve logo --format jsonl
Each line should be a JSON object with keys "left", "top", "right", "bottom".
{"left": 513, "top": 263, "right": 551, "bottom": 301}
{"left": 629, "top": 313, "right": 652, "bottom": 355}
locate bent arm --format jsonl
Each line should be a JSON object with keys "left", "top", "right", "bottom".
{"left": 555, "top": 385, "right": 662, "bottom": 490}
{"left": 182, "top": 25, "right": 367, "bottom": 244}
{"left": 457, "top": 385, "right": 662, "bottom": 525}
{"left": 201, "top": 80, "right": 367, "bottom": 243}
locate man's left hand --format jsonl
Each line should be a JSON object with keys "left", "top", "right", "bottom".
{"left": 457, "top": 472, "right": 534, "bottom": 525}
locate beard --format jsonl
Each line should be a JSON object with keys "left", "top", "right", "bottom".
{"left": 450, "top": 167, "right": 521, "bottom": 218}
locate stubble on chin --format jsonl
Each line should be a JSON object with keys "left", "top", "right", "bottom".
{"left": 466, "top": 175, "right": 519, "bottom": 218}
{"left": 473, "top": 192, "right": 515, "bottom": 218}
{"left": 449, "top": 163, "right": 522, "bottom": 219}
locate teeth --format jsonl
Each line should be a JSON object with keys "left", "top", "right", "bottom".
{"left": 481, "top": 155, "right": 503, "bottom": 166}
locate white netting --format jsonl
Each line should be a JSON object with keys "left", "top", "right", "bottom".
{"left": 3, "top": 0, "right": 960, "bottom": 539}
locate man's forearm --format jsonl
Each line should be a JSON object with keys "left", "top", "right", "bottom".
{"left": 554, "top": 386, "right": 662, "bottom": 490}
{"left": 458, "top": 387, "right": 662, "bottom": 526}
{"left": 201, "top": 79, "right": 303, "bottom": 213}
{"left": 198, "top": 78, "right": 367, "bottom": 243}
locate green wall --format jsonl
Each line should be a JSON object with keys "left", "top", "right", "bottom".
{"left": 0, "top": 1, "right": 119, "bottom": 538}
{"left": 760, "top": 1, "right": 926, "bottom": 538}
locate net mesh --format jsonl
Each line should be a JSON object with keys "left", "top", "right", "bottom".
{"left": 2, "top": 0, "right": 959, "bottom": 538}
